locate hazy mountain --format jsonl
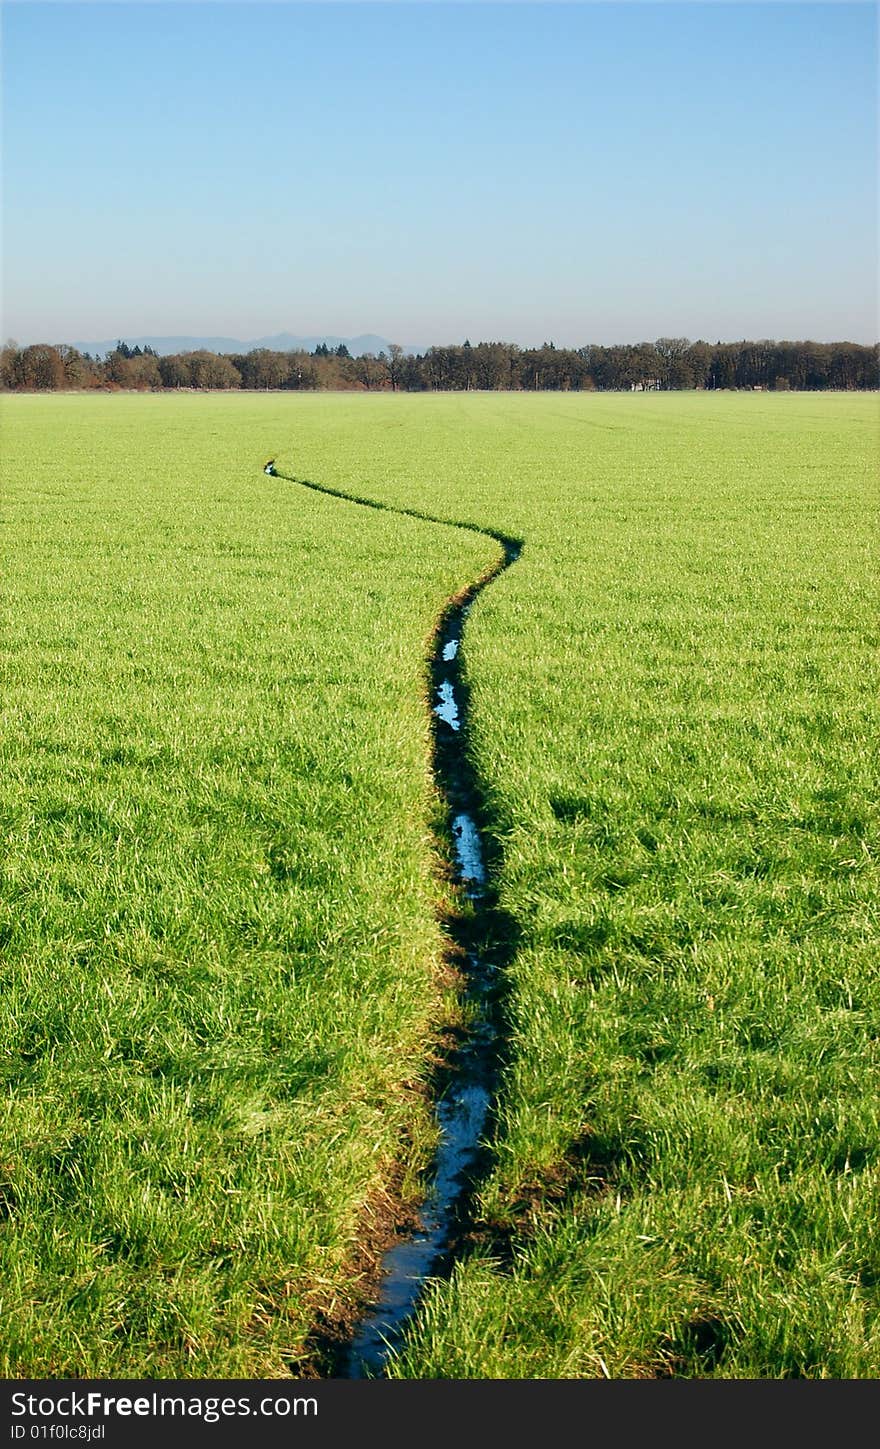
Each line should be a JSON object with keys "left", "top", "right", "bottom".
{"left": 73, "top": 332, "right": 419, "bottom": 359}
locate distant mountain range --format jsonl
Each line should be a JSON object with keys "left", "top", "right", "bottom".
{"left": 73, "top": 332, "right": 419, "bottom": 359}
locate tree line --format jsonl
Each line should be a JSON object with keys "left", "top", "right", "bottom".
{"left": 2, "top": 336, "right": 876, "bottom": 393}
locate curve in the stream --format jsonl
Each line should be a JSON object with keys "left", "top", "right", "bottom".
{"left": 264, "top": 461, "right": 523, "bottom": 1379}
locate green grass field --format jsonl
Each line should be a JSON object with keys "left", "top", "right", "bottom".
{"left": 2, "top": 391, "right": 878, "bottom": 1378}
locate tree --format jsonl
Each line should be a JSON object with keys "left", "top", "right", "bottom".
{"left": 0, "top": 340, "right": 20, "bottom": 390}
{"left": 158, "top": 353, "right": 193, "bottom": 388}
{"left": 19, "top": 344, "right": 65, "bottom": 389}
{"left": 387, "top": 343, "right": 405, "bottom": 391}
{"left": 422, "top": 346, "right": 456, "bottom": 390}
{"left": 282, "top": 352, "right": 317, "bottom": 390}
{"left": 655, "top": 338, "right": 693, "bottom": 389}
{"left": 354, "top": 352, "right": 387, "bottom": 390}
{"left": 687, "top": 341, "right": 713, "bottom": 389}
{"left": 57, "top": 344, "right": 92, "bottom": 388}
{"left": 186, "top": 351, "right": 241, "bottom": 389}
{"left": 474, "top": 342, "right": 517, "bottom": 391}
{"left": 255, "top": 349, "right": 288, "bottom": 390}
{"left": 105, "top": 347, "right": 138, "bottom": 386}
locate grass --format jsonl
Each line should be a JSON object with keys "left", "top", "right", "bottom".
{"left": 376, "top": 391, "right": 880, "bottom": 1378}
{"left": 2, "top": 391, "right": 878, "bottom": 1377}
{"left": 0, "top": 394, "right": 491, "bottom": 1375}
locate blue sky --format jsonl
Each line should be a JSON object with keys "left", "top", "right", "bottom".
{"left": 3, "top": 2, "right": 877, "bottom": 346}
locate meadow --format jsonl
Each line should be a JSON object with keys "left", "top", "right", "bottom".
{"left": 1, "top": 390, "right": 878, "bottom": 1377}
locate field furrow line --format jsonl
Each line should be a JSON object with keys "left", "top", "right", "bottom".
{"left": 264, "top": 460, "right": 523, "bottom": 1378}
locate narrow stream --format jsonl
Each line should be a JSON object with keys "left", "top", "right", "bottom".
{"left": 264, "top": 461, "right": 521, "bottom": 1378}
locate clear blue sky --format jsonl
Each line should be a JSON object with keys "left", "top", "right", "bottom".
{"left": 3, "top": 2, "right": 877, "bottom": 347}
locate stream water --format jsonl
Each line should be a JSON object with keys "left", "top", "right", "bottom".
{"left": 264, "top": 460, "right": 521, "bottom": 1378}
{"left": 344, "top": 603, "right": 496, "bottom": 1378}
{"left": 345, "top": 544, "right": 520, "bottom": 1378}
